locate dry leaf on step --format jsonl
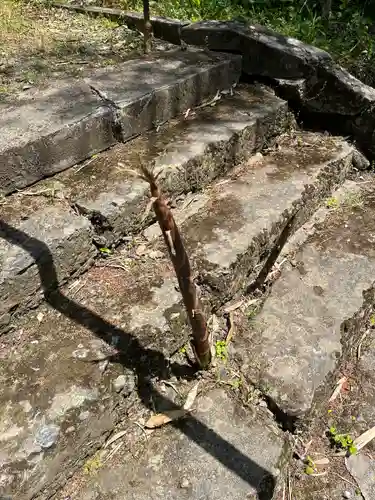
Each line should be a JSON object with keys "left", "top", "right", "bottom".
{"left": 144, "top": 409, "right": 187, "bottom": 429}
{"left": 353, "top": 425, "right": 375, "bottom": 452}
{"left": 314, "top": 457, "right": 330, "bottom": 466}
{"left": 104, "top": 430, "right": 127, "bottom": 449}
{"left": 183, "top": 382, "right": 200, "bottom": 411}
{"left": 329, "top": 376, "right": 348, "bottom": 402}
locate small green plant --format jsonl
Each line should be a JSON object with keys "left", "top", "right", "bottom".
{"left": 369, "top": 314, "right": 375, "bottom": 327}
{"left": 99, "top": 247, "right": 112, "bottom": 256}
{"left": 246, "top": 307, "right": 257, "bottom": 321}
{"left": 98, "top": 16, "right": 119, "bottom": 29}
{"left": 304, "top": 455, "right": 316, "bottom": 475}
{"left": 328, "top": 426, "right": 357, "bottom": 455}
{"left": 83, "top": 452, "right": 103, "bottom": 475}
{"left": 179, "top": 344, "right": 188, "bottom": 354}
{"left": 229, "top": 377, "right": 242, "bottom": 389}
{"left": 326, "top": 196, "right": 339, "bottom": 209}
{"left": 342, "top": 191, "right": 364, "bottom": 209}
{"left": 215, "top": 340, "right": 228, "bottom": 362}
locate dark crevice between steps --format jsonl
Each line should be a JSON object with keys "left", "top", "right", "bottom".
{"left": 263, "top": 394, "right": 298, "bottom": 434}
{"left": 71, "top": 202, "right": 117, "bottom": 250}
{"left": 89, "top": 84, "right": 124, "bottom": 143}
{"left": 247, "top": 213, "right": 297, "bottom": 295}
{"left": 239, "top": 72, "right": 375, "bottom": 162}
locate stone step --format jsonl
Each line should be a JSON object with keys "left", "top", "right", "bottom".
{"left": 54, "top": 387, "right": 288, "bottom": 500}
{"left": 0, "top": 48, "right": 240, "bottom": 195}
{"left": 0, "top": 248, "right": 189, "bottom": 498}
{"left": 232, "top": 178, "right": 375, "bottom": 420}
{"left": 0, "top": 84, "right": 288, "bottom": 333}
{"left": 145, "top": 130, "right": 355, "bottom": 304}
{"left": 0, "top": 130, "right": 355, "bottom": 498}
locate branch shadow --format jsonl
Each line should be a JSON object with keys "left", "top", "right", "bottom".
{"left": 0, "top": 219, "right": 277, "bottom": 500}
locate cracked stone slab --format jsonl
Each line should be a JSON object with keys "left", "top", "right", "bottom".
{"left": 0, "top": 207, "right": 95, "bottom": 333}
{"left": 0, "top": 84, "right": 288, "bottom": 329}
{"left": 0, "top": 80, "right": 115, "bottom": 196}
{"left": 233, "top": 180, "right": 375, "bottom": 418}
{"left": 0, "top": 50, "right": 240, "bottom": 196}
{"left": 84, "top": 49, "right": 241, "bottom": 142}
{"left": 147, "top": 132, "right": 354, "bottom": 303}
{"left": 54, "top": 388, "right": 288, "bottom": 500}
{"left": 0, "top": 252, "right": 189, "bottom": 499}
{"left": 47, "top": 84, "right": 288, "bottom": 243}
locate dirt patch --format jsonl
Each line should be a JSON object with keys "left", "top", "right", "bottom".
{"left": 285, "top": 347, "right": 375, "bottom": 499}
{"left": 0, "top": 1, "right": 145, "bottom": 100}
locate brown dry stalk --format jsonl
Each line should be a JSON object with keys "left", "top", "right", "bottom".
{"left": 142, "top": 0, "right": 152, "bottom": 54}
{"left": 139, "top": 165, "right": 211, "bottom": 368}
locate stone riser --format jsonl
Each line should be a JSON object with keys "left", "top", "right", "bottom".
{"left": 0, "top": 50, "right": 241, "bottom": 196}
{"left": 0, "top": 84, "right": 289, "bottom": 334}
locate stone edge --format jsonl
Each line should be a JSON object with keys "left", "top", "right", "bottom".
{"left": 0, "top": 94, "right": 290, "bottom": 335}
{"left": 1, "top": 49, "right": 241, "bottom": 196}
{"left": 51, "top": 3, "right": 375, "bottom": 159}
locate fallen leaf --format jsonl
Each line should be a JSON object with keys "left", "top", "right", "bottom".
{"left": 148, "top": 250, "right": 164, "bottom": 259}
{"left": 314, "top": 457, "right": 330, "bottom": 466}
{"left": 135, "top": 244, "right": 146, "bottom": 256}
{"left": 144, "top": 410, "right": 187, "bottom": 429}
{"left": 223, "top": 299, "right": 244, "bottom": 313}
{"left": 99, "top": 247, "right": 112, "bottom": 255}
{"left": 207, "top": 314, "right": 220, "bottom": 333}
{"left": 104, "top": 430, "right": 127, "bottom": 449}
{"left": 310, "top": 471, "right": 328, "bottom": 477}
{"left": 329, "top": 376, "right": 348, "bottom": 402}
{"left": 183, "top": 382, "right": 199, "bottom": 411}
{"left": 353, "top": 425, "right": 375, "bottom": 452}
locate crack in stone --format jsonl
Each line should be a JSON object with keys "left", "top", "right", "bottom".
{"left": 89, "top": 84, "right": 123, "bottom": 143}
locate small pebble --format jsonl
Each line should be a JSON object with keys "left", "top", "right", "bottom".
{"left": 113, "top": 375, "right": 127, "bottom": 393}
{"left": 179, "top": 477, "right": 190, "bottom": 489}
{"left": 72, "top": 348, "right": 90, "bottom": 359}
{"left": 343, "top": 491, "right": 351, "bottom": 499}
{"left": 34, "top": 424, "right": 60, "bottom": 449}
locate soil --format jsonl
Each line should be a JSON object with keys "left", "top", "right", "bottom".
{"left": 0, "top": 1, "right": 147, "bottom": 101}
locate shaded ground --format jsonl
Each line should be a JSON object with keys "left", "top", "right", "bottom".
{"left": 0, "top": 0, "right": 146, "bottom": 100}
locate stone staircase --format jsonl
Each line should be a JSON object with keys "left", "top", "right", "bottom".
{"left": 1, "top": 45, "right": 375, "bottom": 500}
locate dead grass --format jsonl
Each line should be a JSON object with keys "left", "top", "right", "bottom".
{"left": 0, "top": 0, "right": 144, "bottom": 100}
{"left": 0, "top": 0, "right": 35, "bottom": 53}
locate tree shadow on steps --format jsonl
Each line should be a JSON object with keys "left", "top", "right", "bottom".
{"left": 0, "top": 219, "right": 276, "bottom": 500}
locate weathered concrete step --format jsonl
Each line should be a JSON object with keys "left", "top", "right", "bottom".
{"left": 0, "top": 84, "right": 288, "bottom": 333}
{"left": 54, "top": 388, "right": 288, "bottom": 500}
{"left": 0, "top": 248, "right": 190, "bottom": 498}
{"left": 0, "top": 133, "right": 355, "bottom": 496}
{"left": 145, "top": 131, "right": 355, "bottom": 303}
{"left": 0, "top": 49, "right": 240, "bottom": 195}
{"left": 232, "top": 178, "right": 375, "bottom": 419}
